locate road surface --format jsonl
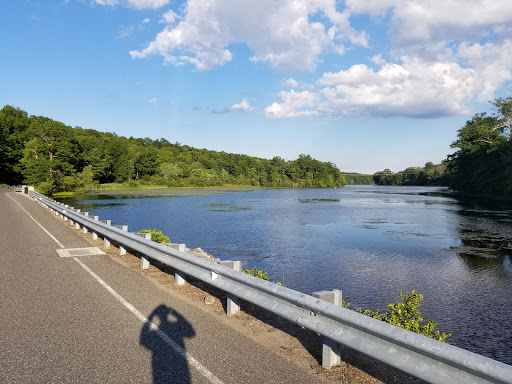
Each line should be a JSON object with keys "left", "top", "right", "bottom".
{"left": 0, "top": 189, "right": 326, "bottom": 384}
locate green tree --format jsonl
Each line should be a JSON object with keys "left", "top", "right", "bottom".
{"left": 0, "top": 106, "right": 30, "bottom": 184}
{"left": 21, "top": 117, "right": 79, "bottom": 186}
{"left": 448, "top": 97, "right": 512, "bottom": 197}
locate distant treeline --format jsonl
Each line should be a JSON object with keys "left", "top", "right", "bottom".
{"left": 0, "top": 105, "right": 345, "bottom": 194}
{"left": 341, "top": 173, "right": 375, "bottom": 185}
{"left": 372, "top": 163, "right": 447, "bottom": 186}
{"left": 372, "top": 97, "right": 512, "bottom": 199}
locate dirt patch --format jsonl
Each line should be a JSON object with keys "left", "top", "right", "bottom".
{"left": 54, "top": 211, "right": 424, "bottom": 384}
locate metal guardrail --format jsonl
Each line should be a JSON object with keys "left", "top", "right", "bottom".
{"left": 29, "top": 190, "right": 512, "bottom": 384}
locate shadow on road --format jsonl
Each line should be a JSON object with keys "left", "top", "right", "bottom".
{"left": 140, "top": 304, "right": 196, "bottom": 384}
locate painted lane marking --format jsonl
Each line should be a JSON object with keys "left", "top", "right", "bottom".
{"left": 73, "top": 257, "right": 224, "bottom": 384}
{"left": 10, "top": 192, "right": 224, "bottom": 383}
{"left": 6, "top": 193, "right": 65, "bottom": 248}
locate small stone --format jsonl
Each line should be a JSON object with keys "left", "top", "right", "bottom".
{"left": 204, "top": 296, "right": 215, "bottom": 305}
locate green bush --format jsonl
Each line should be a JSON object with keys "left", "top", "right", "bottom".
{"left": 244, "top": 266, "right": 282, "bottom": 285}
{"left": 137, "top": 229, "right": 170, "bottom": 243}
{"left": 343, "top": 290, "right": 451, "bottom": 342}
{"left": 37, "top": 179, "right": 58, "bottom": 196}
{"left": 244, "top": 266, "right": 269, "bottom": 280}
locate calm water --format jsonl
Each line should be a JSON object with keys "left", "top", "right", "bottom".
{"left": 60, "top": 186, "right": 512, "bottom": 364}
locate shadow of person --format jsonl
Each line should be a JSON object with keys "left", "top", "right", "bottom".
{"left": 140, "top": 304, "right": 196, "bottom": 384}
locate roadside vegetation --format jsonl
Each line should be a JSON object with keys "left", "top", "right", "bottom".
{"left": 137, "top": 229, "right": 170, "bottom": 244}
{"left": 245, "top": 267, "right": 450, "bottom": 342}
{"left": 343, "top": 290, "right": 451, "bottom": 342}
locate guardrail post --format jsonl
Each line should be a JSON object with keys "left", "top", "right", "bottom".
{"left": 166, "top": 243, "right": 187, "bottom": 252}
{"left": 114, "top": 225, "right": 128, "bottom": 255}
{"left": 219, "top": 261, "right": 242, "bottom": 316}
{"left": 163, "top": 243, "right": 187, "bottom": 285}
{"left": 82, "top": 212, "right": 89, "bottom": 234}
{"left": 174, "top": 271, "right": 186, "bottom": 286}
{"left": 134, "top": 232, "right": 152, "bottom": 269}
{"left": 100, "top": 220, "right": 111, "bottom": 248}
{"left": 74, "top": 209, "right": 81, "bottom": 229}
{"left": 312, "top": 289, "right": 342, "bottom": 369}
{"left": 91, "top": 216, "right": 99, "bottom": 240}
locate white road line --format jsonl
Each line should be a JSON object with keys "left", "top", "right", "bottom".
{"left": 6, "top": 193, "right": 65, "bottom": 248}
{"left": 73, "top": 257, "right": 225, "bottom": 384}
{"left": 10, "top": 192, "right": 223, "bottom": 383}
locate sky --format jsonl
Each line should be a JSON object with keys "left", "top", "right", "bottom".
{"left": 1, "top": 0, "right": 512, "bottom": 174}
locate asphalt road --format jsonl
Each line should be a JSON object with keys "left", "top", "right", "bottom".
{"left": 0, "top": 190, "right": 325, "bottom": 384}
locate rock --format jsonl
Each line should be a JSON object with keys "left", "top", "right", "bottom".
{"left": 187, "top": 248, "right": 216, "bottom": 262}
{"left": 204, "top": 296, "right": 215, "bottom": 305}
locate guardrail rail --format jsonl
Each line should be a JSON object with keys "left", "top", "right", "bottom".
{"left": 29, "top": 190, "right": 512, "bottom": 384}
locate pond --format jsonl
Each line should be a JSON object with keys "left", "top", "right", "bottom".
{"left": 59, "top": 186, "right": 512, "bottom": 365}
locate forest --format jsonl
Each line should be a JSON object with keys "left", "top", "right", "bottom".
{"left": 0, "top": 105, "right": 345, "bottom": 194}
{"left": 2, "top": 97, "right": 510, "bottom": 198}
{"left": 372, "top": 97, "right": 512, "bottom": 199}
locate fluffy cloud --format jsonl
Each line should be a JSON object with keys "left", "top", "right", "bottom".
{"left": 148, "top": 97, "right": 157, "bottom": 103}
{"left": 130, "top": 0, "right": 368, "bottom": 71}
{"left": 345, "top": 0, "right": 512, "bottom": 46}
{"left": 260, "top": 1, "right": 512, "bottom": 118}
{"left": 266, "top": 40, "right": 512, "bottom": 118}
{"left": 232, "top": 98, "right": 253, "bottom": 113}
{"left": 118, "top": 0, "right": 512, "bottom": 118}
{"left": 264, "top": 90, "right": 319, "bottom": 118}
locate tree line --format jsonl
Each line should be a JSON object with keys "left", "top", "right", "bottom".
{"left": 372, "top": 97, "right": 512, "bottom": 199}
{"left": 0, "top": 105, "right": 345, "bottom": 193}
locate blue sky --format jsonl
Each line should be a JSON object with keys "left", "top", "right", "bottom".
{"left": 2, "top": 0, "right": 512, "bottom": 173}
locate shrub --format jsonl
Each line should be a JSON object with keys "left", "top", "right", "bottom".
{"left": 244, "top": 266, "right": 269, "bottom": 280}
{"left": 137, "top": 229, "right": 170, "bottom": 243}
{"left": 37, "top": 180, "right": 58, "bottom": 196}
{"left": 244, "top": 266, "right": 282, "bottom": 285}
{"left": 343, "top": 290, "right": 451, "bottom": 342}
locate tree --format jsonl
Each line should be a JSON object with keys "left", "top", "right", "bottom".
{"left": 448, "top": 97, "right": 512, "bottom": 196}
{"left": 21, "top": 117, "right": 79, "bottom": 185}
{"left": 0, "top": 106, "right": 30, "bottom": 184}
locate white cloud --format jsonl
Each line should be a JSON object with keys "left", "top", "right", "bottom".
{"left": 128, "top": 0, "right": 169, "bottom": 9}
{"left": 260, "top": 1, "right": 512, "bottom": 119}
{"left": 161, "top": 9, "right": 178, "bottom": 24}
{"left": 130, "top": 0, "right": 368, "bottom": 71}
{"left": 95, "top": 0, "right": 119, "bottom": 5}
{"left": 264, "top": 90, "right": 319, "bottom": 118}
{"left": 96, "top": 0, "right": 168, "bottom": 9}
{"left": 346, "top": 0, "right": 512, "bottom": 46}
{"left": 280, "top": 78, "right": 314, "bottom": 90}
{"left": 148, "top": 97, "right": 157, "bottom": 103}
{"left": 371, "top": 54, "right": 386, "bottom": 67}
{"left": 266, "top": 38, "right": 512, "bottom": 119}
{"left": 232, "top": 98, "right": 253, "bottom": 112}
